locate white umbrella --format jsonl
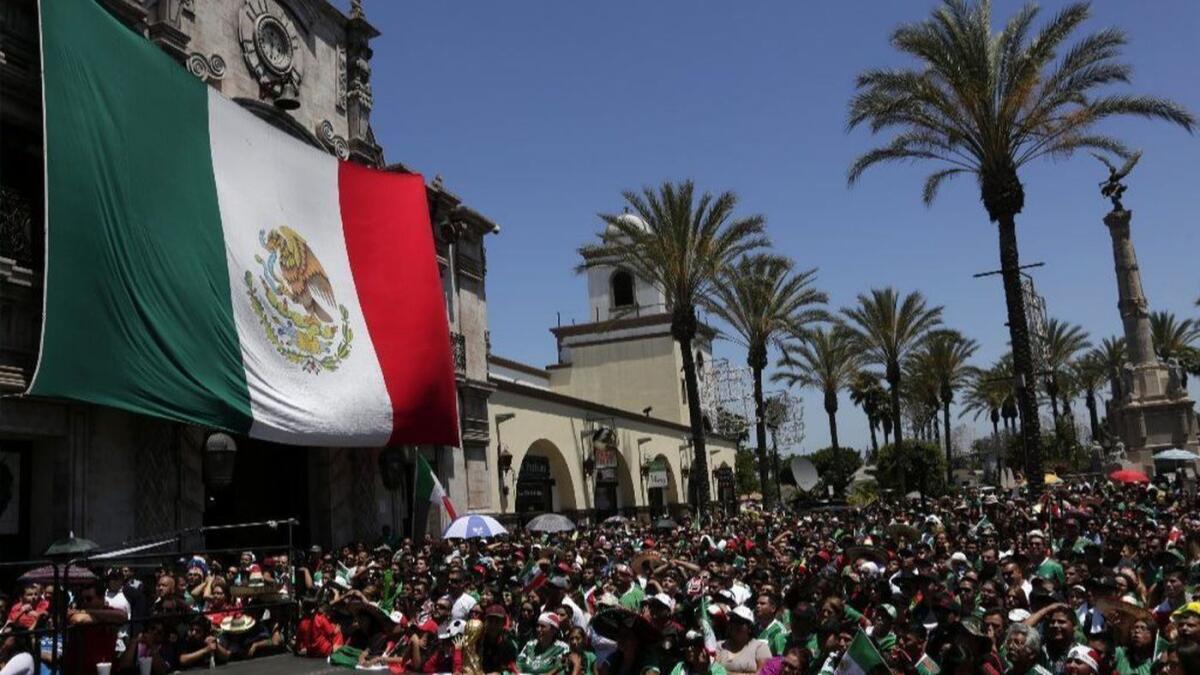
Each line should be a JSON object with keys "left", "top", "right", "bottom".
{"left": 1153, "top": 448, "right": 1199, "bottom": 462}
{"left": 442, "top": 514, "right": 507, "bottom": 539}
{"left": 526, "top": 513, "right": 575, "bottom": 533}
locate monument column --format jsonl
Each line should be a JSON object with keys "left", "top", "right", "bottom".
{"left": 1104, "top": 209, "right": 1157, "bottom": 368}
{"left": 1096, "top": 153, "right": 1199, "bottom": 469}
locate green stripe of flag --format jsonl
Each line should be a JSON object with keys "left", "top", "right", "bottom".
{"left": 33, "top": 0, "right": 252, "bottom": 430}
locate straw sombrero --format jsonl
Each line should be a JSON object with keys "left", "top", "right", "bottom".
{"left": 219, "top": 615, "right": 257, "bottom": 634}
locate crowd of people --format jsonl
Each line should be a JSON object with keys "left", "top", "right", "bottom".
{"left": 3, "top": 477, "right": 1200, "bottom": 674}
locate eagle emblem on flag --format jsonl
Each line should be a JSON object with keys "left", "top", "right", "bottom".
{"left": 245, "top": 226, "right": 354, "bottom": 374}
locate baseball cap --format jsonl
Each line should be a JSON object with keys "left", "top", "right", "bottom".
{"left": 485, "top": 604, "right": 508, "bottom": 620}
{"left": 647, "top": 593, "right": 675, "bottom": 612}
{"left": 729, "top": 606, "right": 755, "bottom": 625}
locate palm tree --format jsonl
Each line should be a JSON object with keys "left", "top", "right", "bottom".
{"left": 848, "top": 371, "right": 887, "bottom": 454}
{"left": 774, "top": 327, "right": 861, "bottom": 451}
{"left": 841, "top": 288, "right": 943, "bottom": 447}
{"left": 1150, "top": 311, "right": 1199, "bottom": 369}
{"left": 847, "top": 0, "right": 1195, "bottom": 493}
{"left": 961, "top": 367, "right": 1006, "bottom": 439}
{"left": 585, "top": 181, "right": 767, "bottom": 508}
{"left": 1092, "top": 336, "right": 1128, "bottom": 399}
{"left": 913, "top": 330, "right": 979, "bottom": 484}
{"left": 1072, "top": 354, "right": 1106, "bottom": 442}
{"left": 1042, "top": 319, "right": 1091, "bottom": 420}
{"left": 901, "top": 360, "right": 941, "bottom": 442}
{"left": 707, "top": 254, "right": 827, "bottom": 509}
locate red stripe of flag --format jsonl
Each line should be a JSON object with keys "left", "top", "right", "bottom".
{"left": 337, "top": 162, "right": 459, "bottom": 446}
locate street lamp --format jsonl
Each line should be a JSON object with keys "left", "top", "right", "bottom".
{"left": 203, "top": 432, "right": 238, "bottom": 490}
{"left": 377, "top": 447, "right": 406, "bottom": 490}
{"left": 495, "top": 413, "right": 517, "bottom": 512}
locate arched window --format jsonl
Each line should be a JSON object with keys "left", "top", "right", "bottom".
{"left": 611, "top": 269, "right": 635, "bottom": 308}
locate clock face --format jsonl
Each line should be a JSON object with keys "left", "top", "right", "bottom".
{"left": 255, "top": 15, "right": 293, "bottom": 75}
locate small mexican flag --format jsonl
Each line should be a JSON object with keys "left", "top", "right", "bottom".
{"left": 834, "top": 630, "right": 890, "bottom": 675}
{"left": 31, "top": 0, "right": 458, "bottom": 446}
{"left": 698, "top": 596, "right": 719, "bottom": 655}
{"left": 914, "top": 653, "right": 940, "bottom": 675}
{"left": 415, "top": 454, "right": 457, "bottom": 522}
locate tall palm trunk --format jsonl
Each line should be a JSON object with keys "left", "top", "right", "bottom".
{"left": 867, "top": 415, "right": 879, "bottom": 454}
{"left": 674, "top": 308, "right": 711, "bottom": 510}
{"left": 1084, "top": 388, "right": 1100, "bottom": 443}
{"left": 995, "top": 213, "right": 1044, "bottom": 494}
{"left": 750, "top": 351, "right": 773, "bottom": 509}
{"left": 991, "top": 409, "right": 1003, "bottom": 485}
{"left": 825, "top": 389, "right": 840, "bottom": 450}
{"left": 942, "top": 393, "right": 953, "bottom": 487}
{"left": 885, "top": 360, "right": 906, "bottom": 489}
{"left": 886, "top": 360, "right": 904, "bottom": 446}
{"left": 1047, "top": 377, "right": 1061, "bottom": 420}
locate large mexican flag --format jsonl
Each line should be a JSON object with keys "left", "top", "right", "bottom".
{"left": 29, "top": 0, "right": 459, "bottom": 447}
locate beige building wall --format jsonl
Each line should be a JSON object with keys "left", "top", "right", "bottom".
{"left": 548, "top": 334, "right": 687, "bottom": 426}
{"left": 486, "top": 378, "right": 737, "bottom": 520}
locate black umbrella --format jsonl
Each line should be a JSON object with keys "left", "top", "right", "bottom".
{"left": 653, "top": 518, "right": 679, "bottom": 531}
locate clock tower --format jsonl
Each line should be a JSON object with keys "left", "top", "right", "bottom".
{"left": 96, "top": 0, "right": 383, "bottom": 166}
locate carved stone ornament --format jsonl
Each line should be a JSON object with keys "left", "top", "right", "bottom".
{"left": 316, "top": 120, "right": 350, "bottom": 160}
{"left": 185, "top": 52, "right": 227, "bottom": 82}
{"left": 335, "top": 45, "right": 347, "bottom": 112}
{"left": 238, "top": 0, "right": 304, "bottom": 97}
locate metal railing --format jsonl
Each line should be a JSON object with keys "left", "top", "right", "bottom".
{"left": 0, "top": 518, "right": 300, "bottom": 671}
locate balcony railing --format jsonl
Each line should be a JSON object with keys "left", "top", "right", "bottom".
{"left": 451, "top": 331, "right": 466, "bottom": 373}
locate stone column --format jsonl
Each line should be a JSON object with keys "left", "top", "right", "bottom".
{"left": 1104, "top": 209, "right": 1156, "bottom": 366}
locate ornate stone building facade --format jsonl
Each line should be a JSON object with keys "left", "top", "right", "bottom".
{"left": 0, "top": 0, "right": 496, "bottom": 558}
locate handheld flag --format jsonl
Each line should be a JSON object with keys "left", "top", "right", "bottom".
{"left": 416, "top": 454, "right": 457, "bottom": 522}
{"left": 835, "top": 630, "right": 891, "bottom": 674}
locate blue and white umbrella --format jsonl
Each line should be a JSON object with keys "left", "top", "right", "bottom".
{"left": 443, "top": 514, "right": 507, "bottom": 539}
{"left": 1153, "top": 448, "right": 1200, "bottom": 462}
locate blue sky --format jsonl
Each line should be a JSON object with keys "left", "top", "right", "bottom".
{"left": 356, "top": 1, "right": 1200, "bottom": 454}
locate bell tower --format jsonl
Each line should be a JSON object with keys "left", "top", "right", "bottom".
{"left": 546, "top": 214, "right": 715, "bottom": 428}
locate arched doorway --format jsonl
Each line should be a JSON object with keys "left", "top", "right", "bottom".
{"left": 593, "top": 444, "right": 636, "bottom": 519}
{"left": 714, "top": 463, "right": 736, "bottom": 515}
{"left": 516, "top": 440, "right": 577, "bottom": 519}
{"left": 644, "top": 454, "right": 679, "bottom": 518}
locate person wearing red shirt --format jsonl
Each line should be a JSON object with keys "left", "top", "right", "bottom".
{"left": 61, "top": 581, "right": 127, "bottom": 675}
{"left": 295, "top": 599, "right": 342, "bottom": 658}
{"left": 6, "top": 584, "right": 49, "bottom": 630}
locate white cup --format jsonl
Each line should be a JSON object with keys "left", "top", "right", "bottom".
{"left": 138, "top": 656, "right": 153, "bottom": 675}
{"left": 96, "top": 663, "right": 112, "bottom": 675}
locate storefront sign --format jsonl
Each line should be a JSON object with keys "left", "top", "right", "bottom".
{"left": 646, "top": 456, "right": 668, "bottom": 489}
{"left": 594, "top": 446, "right": 618, "bottom": 482}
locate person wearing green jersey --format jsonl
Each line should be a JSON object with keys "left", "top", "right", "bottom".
{"left": 753, "top": 592, "right": 789, "bottom": 656}
{"left": 669, "top": 631, "right": 727, "bottom": 675}
{"left": 518, "top": 612, "right": 570, "bottom": 675}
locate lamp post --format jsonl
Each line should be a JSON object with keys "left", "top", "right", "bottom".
{"left": 637, "top": 437, "right": 652, "bottom": 512}
{"left": 495, "top": 413, "right": 516, "bottom": 512}
{"left": 203, "top": 432, "right": 238, "bottom": 490}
